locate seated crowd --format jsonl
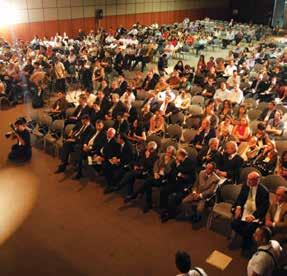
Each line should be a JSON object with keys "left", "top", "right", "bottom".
{"left": 2, "top": 17, "right": 287, "bottom": 274}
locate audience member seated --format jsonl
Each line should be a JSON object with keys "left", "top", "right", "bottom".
{"left": 232, "top": 116, "right": 251, "bottom": 143}
{"left": 276, "top": 151, "right": 287, "bottom": 180}
{"left": 266, "top": 110, "right": 285, "bottom": 139}
{"left": 265, "top": 186, "right": 287, "bottom": 242}
{"left": 197, "top": 137, "right": 221, "bottom": 167}
{"left": 48, "top": 91, "right": 69, "bottom": 120}
{"left": 148, "top": 110, "right": 165, "bottom": 136}
{"left": 230, "top": 172, "right": 269, "bottom": 253}
{"left": 258, "top": 101, "right": 276, "bottom": 124}
{"left": 180, "top": 162, "right": 220, "bottom": 223}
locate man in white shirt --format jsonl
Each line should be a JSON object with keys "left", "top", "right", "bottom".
{"left": 247, "top": 226, "right": 282, "bottom": 276}
{"left": 230, "top": 172, "right": 269, "bottom": 252}
{"left": 175, "top": 251, "right": 207, "bottom": 276}
{"left": 224, "top": 60, "right": 237, "bottom": 77}
{"left": 214, "top": 81, "right": 229, "bottom": 106}
{"left": 227, "top": 84, "right": 243, "bottom": 105}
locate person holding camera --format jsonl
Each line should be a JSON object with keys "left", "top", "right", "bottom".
{"left": 7, "top": 118, "right": 32, "bottom": 163}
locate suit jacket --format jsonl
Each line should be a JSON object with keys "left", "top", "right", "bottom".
{"left": 102, "top": 138, "right": 121, "bottom": 160}
{"left": 153, "top": 153, "right": 175, "bottom": 176}
{"left": 197, "top": 148, "right": 221, "bottom": 167}
{"left": 192, "top": 128, "right": 216, "bottom": 146}
{"left": 114, "top": 119, "right": 130, "bottom": 134}
{"left": 169, "top": 157, "right": 196, "bottom": 188}
{"left": 250, "top": 79, "right": 269, "bottom": 93}
{"left": 266, "top": 202, "right": 287, "bottom": 232}
{"left": 73, "top": 124, "right": 95, "bottom": 145}
{"left": 118, "top": 81, "right": 128, "bottom": 96}
{"left": 72, "top": 104, "right": 91, "bottom": 119}
{"left": 112, "top": 102, "right": 128, "bottom": 119}
{"left": 196, "top": 170, "right": 220, "bottom": 199}
{"left": 219, "top": 153, "right": 244, "bottom": 183}
{"left": 258, "top": 108, "right": 276, "bottom": 122}
{"left": 233, "top": 183, "right": 269, "bottom": 221}
{"left": 88, "top": 130, "right": 107, "bottom": 155}
{"left": 118, "top": 141, "right": 134, "bottom": 167}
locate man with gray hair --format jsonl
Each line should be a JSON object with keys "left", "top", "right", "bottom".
{"left": 197, "top": 137, "right": 221, "bottom": 167}
{"left": 230, "top": 171, "right": 269, "bottom": 253}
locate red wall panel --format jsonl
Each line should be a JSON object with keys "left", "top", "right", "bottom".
{"left": 0, "top": 8, "right": 229, "bottom": 42}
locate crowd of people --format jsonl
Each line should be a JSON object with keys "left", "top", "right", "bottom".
{"left": 1, "top": 17, "right": 287, "bottom": 275}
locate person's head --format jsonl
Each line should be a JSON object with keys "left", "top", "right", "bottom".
{"left": 239, "top": 116, "right": 249, "bottom": 126}
{"left": 57, "top": 91, "right": 65, "bottom": 98}
{"left": 248, "top": 136, "right": 258, "bottom": 147}
{"left": 256, "top": 122, "right": 266, "bottom": 137}
{"left": 80, "top": 114, "right": 90, "bottom": 125}
{"left": 95, "top": 120, "right": 104, "bottom": 131}
{"left": 147, "top": 141, "right": 157, "bottom": 152}
{"left": 79, "top": 94, "right": 87, "bottom": 106}
{"left": 238, "top": 105, "right": 247, "bottom": 115}
{"left": 247, "top": 171, "right": 261, "bottom": 187}
{"left": 101, "top": 79, "right": 108, "bottom": 87}
{"left": 220, "top": 81, "right": 226, "bottom": 90}
{"left": 15, "top": 118, "right": 27, "bottom": 132}
{"left": 111, "top": 93, "right": 119, "bottom": 104}
{"left": 209, "top": 137, "right": 219, "bottom": 151}
{"left": 176, "top": 148, "right": 188, "bottom": 163}
{"left": 258, "top": 73, "right": 264, "bottom": 81}
{"left": 201, "top": 117, "right": 210, "bottom": 130}
{"left": 107, "top": 128, "right": 116, "bottom": 140}
{"left": 206, "top": 162, "right": 216, "bottom": 175}
{"left": 223, "top": 100, "right": 231, "bottom": 108}
{"left": 253, "top": 226, "right": 272, "bottom": 246}
{"left": 165, "top": 145, "right": 176, "bottom": 157}
{"left": 225, "top": 141, "right": 238, "bottom": 155}
{"left": 281, "top": 150, "right": 287, "bottom": 163}
{"left": 268, "top": 101, "right": 276, "bottom": 110}
{"left": 274, "top": 110, "right": 282, "bottom": 121}
{"left": 111, "top": 80, "right": 118, "bottom": 89}
{"left": 275, "top": 186, "right": 287, "bottom": 204}
{"left": 175, "top": 251, "right": 191, "bottom": 274}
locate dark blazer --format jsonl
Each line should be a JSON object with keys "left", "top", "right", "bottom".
{"left": 169, "top": 157, "right": 196, "bottom": 188}
{"left": 197, "top": 148, "right": 221, "bottom": 167}
{"left": 73, "top": 124, "right": 95, "bottom": 145}
{"left": 102, "top": 138, "right": 121, "bottom": 160}
{"left": 192, "top": 128, "right": 216, "bottom": 146}
{"left": 112, "top": 101, "right": 128, "bottom": 119}
{"left": 89, "top": 130, "right": 107, "bottom": 155}
{"left": 127, "top": 106, "right": 138, "bottom": 124}
{"left": 118, "top": 81, "right": 128, "bottom": 96}
{"left": 135, "top": 150, "right": 158, "bottom": 174}
{"left": 219, "top": 153, "right": 244, "bottom": 183}
{"left": 72, "top": 104, "right": 91, "bottom": 119}
{"left": 232, "top": 183, "right": 269, "bottom": 221}
{"left": 114, "top": 119, "right": 130, "bottom": 134}
{"left": 119, "top": 141, "right": 134, "bottom": 166}
{"left": 250, "top": 79, "right": 269, "bottom": 92}
{"left": 258, "top": 108, "right": 276, "bottom": 122}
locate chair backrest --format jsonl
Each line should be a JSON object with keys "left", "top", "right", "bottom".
{"left": 182, "top": 128, "right": 197, "bottom": 144}
{"left": 188, "top": 104, "right": 203, "bottom": 116}
{"left": 137, "top": 90, "right": 148, "bottom": 101}
{"left": 160, "top": 138, "right": 178, "bottom": 152}
{"left": 170, "top": 112, "right": 185, "bottom": 125}
{"left": 65, "top": 124, "right": 76, "bottom": 136}
{"left": 191, "top": 95, "right": 205, "bottom": 107}
{"left": 248, "top": 109, "right": 261, "bottom": 121}
{"left": 29, "top": 110, "right": 39, "bottom": 122}
{"left": 257, "top": 102, "right": 268, "bottom": 111}
{"left": 275, "top": 140, "right": 287, "bottom": 156}
{"left": 40, "top": 114, "right": 53, "bottom": 127}
{"left": 132, "top": 100, "right": 144, "bottom": 112}
{"left": 180, "top": 145, "right": 198, "bottom": 162}
{"left": 166, "top": 124, "right": 182, "bottom": 141}
{"left": 104, "top": 119, "right": 115, "bottom": 130}
{"left": 262, "top": 175, "right": 287, "bottom": 193}
{"left": 65, "top": 107, "right": 76, "bottom": 118}
{"left": 53, "top": 119, "right": 65, "bottom": 131}
{"left": 185, "top": 117, "right": 201, "bottom": 129}
{"left": 220, "top": 184, "right": 242, "bottom": 204}
{"left": 250, "top": 120, "right": 260, "bottom": 135}
{"left": 243, "top": 98, "right": 257, "bottom": 109}
{"left": 146, "top": 134, "right": 162, "bottom": 149}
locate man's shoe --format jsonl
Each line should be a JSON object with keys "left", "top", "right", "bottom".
{"left": 54, "top": 164, "right": 66, "bottom": 174}
{"left": 124, "top": 194, "right": 136, "bottom": 203}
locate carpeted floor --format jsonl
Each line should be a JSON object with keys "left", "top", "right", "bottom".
{"left": 0, "top": 105, "right": 248, "bottom": 276}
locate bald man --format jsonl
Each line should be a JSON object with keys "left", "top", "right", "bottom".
{"left": 230, "top": 171, "right": 269, "bottom": 252}
{"left": 265, "top": 186, "right": 287, "bottom": 242}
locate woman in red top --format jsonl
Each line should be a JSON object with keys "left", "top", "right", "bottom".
{"left": 232, "top": 116, "right": 251, "bottom": 143}
{"left": 197, "top": 55, "right": 206, "bottom": 72}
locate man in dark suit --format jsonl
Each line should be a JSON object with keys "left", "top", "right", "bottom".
{"left": 258, "top": 101, "right": 276, "bottom": 123}
{"left": 160, "top": 148, "right": 196, "bottom": 222}
{"left": 117, "top": 75, "right": 128, "bottom": 96}
{"left": 55, "top": 114, "right": 95, "bottom": 173}
{"left": 92, "top": 127, "right": 121, "bottom": 175}
{"left": 114, "top": 48, "right": 124, "bottom": 76}
{"left": 73, "top": 119, "right": 106, "bottom": 179}
{"left": 197, "top": 137, "right": 221, "bottom": 167}
{"left": 65, "top": 94, "right": 91, "bottom": 127}
{"left": 90, "top": 90, "right": 110, "bottom": 123}
{"left": 105, "top": 93, "right": 127, "bottom": 120}
{"left": 216, "top": 141, "right": 244, "bottom": 184}
{"left": 246, "top": 73, "right": 269, "bottom": 98}
{"left": 113, "top": 113, "right": 130, "bottom": 135}
{"left": 104, "top": 133, "right": 134, "bottom": 193}
{"left": 230, "top": 171, "right": 269, "bottom": 252}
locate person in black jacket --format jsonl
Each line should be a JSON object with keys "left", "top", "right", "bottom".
{"left": 7, "top": 118, "right": 32, "bottom": 163}
{"left": 105, "top": 93, "right": 127, "bottom": 120}
{"left": 216, "top": 141, "right": 244, "bottom": 184}
{"left": 258, "top": 101, "right": 276, "bottom": 124}
{"left": 160, "top": 148, "right": 196, "bottom": 223}
{"left": 117, "top": 141, "right": 158, "bottom": 196}
{"left": 113, "top": 113, "right": 130, "bottom": 135}
{"left": 104, "top": 133, "right": 134, "bottom": 193}
{"left": 55, "top": 114, "right": 94, "bottom": 173}
{"left": 90, "top": 90, "right": 111, "bottom": 123}
{"left": 73, "top": 120, "right": 106, "bottom": 179}
{"left": 114, "top": 48, "right": 124, "bottom": 76}
{"left": 197, "top": 137, "right": 221, "bottom": 168}
{"left": 230, "top": 171, "right": 269, "bottom": 252}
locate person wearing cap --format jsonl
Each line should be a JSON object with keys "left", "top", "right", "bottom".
{"left": 55, "top": 114, "right": 94, "bottom": 174}
{"left": 8, "top": 118, "right": 32, "bottom": 163}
